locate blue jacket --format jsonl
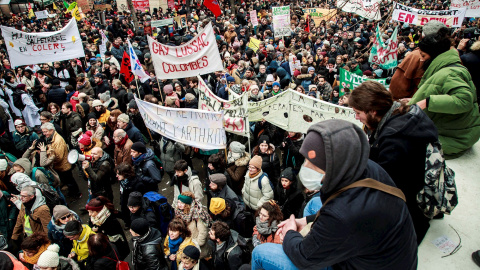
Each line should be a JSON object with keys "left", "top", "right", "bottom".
{"left": 133, "top": 148, "right": 161, "bottom": 192}
{"left": 47, "top": 85, "right": 67, "bottom": 108}
{"left": 47, "top": 211, "right": 82, "bottom": 257}
{"left": 124, "top": 121, "right": 145, "bottom": 144}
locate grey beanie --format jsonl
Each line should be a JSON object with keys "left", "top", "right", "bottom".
{"left": 229, "top": 141, "right": 245, "bottom": 154}
{"left": 422, "top": 21, "right": 448, "bottom": 36}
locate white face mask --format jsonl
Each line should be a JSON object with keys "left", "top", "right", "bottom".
{"left": 299, "top": 165, "right": 325, "bottom": 191}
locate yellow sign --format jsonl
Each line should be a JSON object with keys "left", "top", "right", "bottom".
{"left": 303, "top": 8, "right": 337, "bottom": 25}
{"left": 28, "top": 8, "right": 35, "bottom": 19}
{"left": 72, "top": 5, "right": 82, "bottom": 21}
{"left": 248, "top": 37, "right": 261, "bottom": 53}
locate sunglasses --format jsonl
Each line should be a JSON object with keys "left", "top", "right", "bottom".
{"left": 60, "top": 214, "right": 72, "bottom": 221}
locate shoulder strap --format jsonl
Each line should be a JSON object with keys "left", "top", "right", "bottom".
{"left": 257, "top": 172, "right": 267, "bottom": 190}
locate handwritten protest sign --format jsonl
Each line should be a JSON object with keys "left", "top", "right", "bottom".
{"left": 151, "top": 18, "right": 174, "bottom": 28}
{"left": 136, "top": 98, "right": 227, "bottom": 149}
{"left": 338, "top": 0, "right": 381, "bottom": 20}
{"left": 247, "top": 37, "right": 261, "bottom": 52}
{"left": 339, "top": 68, "right": 389, "bottom": 95}
{"left": 174, "top": 15, "right": 187, "bottom": 29}
{"left": 393, "top": 2, "right": 466, "bottom": 27}
{"left": 197, "top": 76, "right": 249, "bottom": 136}
{"left": 0, "top": 19, "right": 84, "bottom": 68}
{"left": 116, "top": 0, "right": 128, "bottom": 11}
{"left": 451, "top": 0, "right": 480, "bottom": 17}
{"left": 272, "top": 6, "right": 291, "bottom": 37}
{"left": 302, "top": 8, "right": 337, "bottom": 25}
{"left": 34, "top": 10, "right": 49, "bottom": 19}
{"left": 250, "top": 10, "right": 259, "bottom": 26}
{"left": 148, "top": 23, "right": 223, "bottom": 80}
{"left": 369, "top": 25, "right": 398, "bottom": 70}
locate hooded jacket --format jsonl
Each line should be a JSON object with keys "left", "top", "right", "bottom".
{"left": 282, "top": 120, "right": 417, "bottom": 270}
{"left": 242, "top": 169, "right": 274, "bottom": 211}
{"left": 134, "top": 148, "right": 161, "bottom": 192}
{"left": 133, "top": 228, "right": 168, "bottom": 270}
{"left": 22, "top": 148, "right": 60, "bottom": 188}
{"left": 48, "top": 211, "right": 82, "bottom": 257}
{"left": 172, "top": 166, "right": 203, "bottom": 204}
{"left": 274, "top": 167, "right": 304, "bottom": 218}
{"left": 209, "top": 230, "right": 244, "bottom": 270}
{"left": 159, "top": 137, "right": 185, "bottom": 173}
{"left": 50, "top": 131, "right": 72, "bottom": 172}
{"left": 72, "top": 225, "right": 96, "bottom": 262}
{"left": 225, "top": 152, "right": 251, "bottom": 195}
{"left": 61, "top": 112, "right": 83, "bottom": 140}
{"left": 12, "top": 191, "right": 51, "bottom": 240}
{"left": 124, "top": 121, "right": 146, "bottom": 144}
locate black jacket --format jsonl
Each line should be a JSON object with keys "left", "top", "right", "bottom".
{"left": 85, "top": 153, "right": 114, "bottom": 200}
{"left": 132, "top": 228, "right": 168, "bottom": 270}
{"left": 86, "top": 244, "right": 118, "bottom": 270}
{"left": 88, "top": 214, "right": 130, "bottom": 260}
{"left": 47, "top": 85, "right": 67, "bottom": 107}
{"left": 112, "top": 87, "right": 127, "bottom": 112}
{"left": 209, "top": 230, "right": 244, "bottom": 270}
{"left": 279, "top": 136, "right": 304, "bottom": 172}
{"left": 94, "top": 80, "right": 110, "bottom": 98}
{"left": 60, "top": 111, "right": 83, "bottom": 140}
{"left": 124, "top": 122, "right": 145, "bottom": 144}
{"left": 274, "top": 180, "right": 304, "bottom": 219}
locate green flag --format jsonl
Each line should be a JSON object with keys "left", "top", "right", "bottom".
{"left": 63, "top": 0, "right": 69, "bottom": 8}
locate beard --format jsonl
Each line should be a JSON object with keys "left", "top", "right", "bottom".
{"left": 421, "top": 58, "right": 433, "bottom": 71}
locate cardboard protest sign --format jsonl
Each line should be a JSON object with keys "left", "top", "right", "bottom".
{"left": 151, "top": 18, "right": 174, "bottom": 28}
{"left": 148, "top": 23, "right": 223, "bottom": 80}
{"left": 247, "top": 37, "right": 261, "bottom": 52}
{"left": 302, "top": 8, "right": 337, "bottom": 25}
{"left": 272, "top": 6, "right": 291, "bottom": 37}
{"left": 369, "top": 25, "right": 398, "bottom": 70}
{"left": 77, "top": 0, "right": 93, "bottom": 12}
{"left": 174, "top": 15, "right": 187, "bottom": 29}
{"left": 339, "top": 68, "right": 389, "bottom": 95}
{"left": 133, "top": 0, "right": 149, "bottom": 10}
{"left": 197, "top": 76, "right": 249, "bottom": 136}
{"left": 136, "top": 98, "right": 227, "bottom": 149}
{"left": 116, "top": 0, "right": 128, "bottom": 11}
{"left": 338, "top": 0, "right": 381, "bottom": 20}
{"left": 393, "top": 2, "right": 466, "bottom": 27}
{"left": 451, "top": 0, "right": 480, "bottom": 17}
{"left": 1, "top": 19, "right": 84, "bottom": 68}
{"left": 250, "top": 10, "right": 259, "bottom": 26}
{"left": 34, "top": 10, "right": 49, "bottom": 19}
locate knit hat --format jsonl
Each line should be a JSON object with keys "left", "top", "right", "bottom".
{"left": 78, "top": 130, "right": 92, "bottom": 146}
{"left": 0, "top": 159, "right": 6, "bottom": 171}
{"left": 299, "top": 129, "right": 327, "bottom": 171}
{"left": 266, "top": 74, "right": 274, "bottom": 82}
{"left": 14, "top": 119, "right": 27, "bottom": 127}
{"left": 309, "top": 85, "right": 317, "bottom": 91}
{"left": 99, "top": 91, "right": 110, "bottom": 102}
{"left": 229, "top": 141, "right": 245, "bottom": 153}
{"left": 209, "top": 173, "right": 227, "bottom": 187}
{"left": 130, "top": 218, "right": 150, "bottom": 236}
{"left": 308, "top": 67, "right": 315, "bottom": 73}
{"left": 257, "top": 135, "right": 270, "bottom": 146}
{"left": 164, "top": 84, "right": 174, "bottom": 94}
{"left": 128, "top": 191, "right": 143, "bottom": 207}
{"left": 249, "top": 155, "right": 262, "bottom": 169}
{"left": 185, "top": 93, "right": 195, "bottom": 101}
{"left": 63, "top": 220, "right": 83, "bottom": 236}
{"left": 144, "top": 53, "right": 151, "bottom": 58}
{"left": 183, "top": 246, "right": 200, "bottom": 261}
{"left": 374, "top": 69, "right": 383, "bottom": 77}
{"left": 272, "top": 82, "right": 280, "bottom": 88}
{"left": 422, "top": 20, "right": 447, "bottom": 36}
{"left": 226, "top": 75, "right": 235, "bottom": 83}
{"left": 92, "top": 99, "right": 103, "bottom": 107}
{"left": 165, "top": 96, "right": 177, "bottom": 106}
{"left": 87, "top": 112, "right": 97, "bottom": 120}
{"left": 209, "top": 198, "right": 226, "bottom": 215}
{"left": 117, "top": 113, "right": 130, "bottom": 123}
{"left": 363, "top": 70, "right": 373, "bottom": 76}
{"left": 78, "top": 92, "right": 87, "bottom": 100}
{"left": 280, "top": 167, "right": 296, "bottom": 182}
{"left": 131, "top": 142, "right": 147, "bottom": 153}
{"left": 293, "top": 70, "right": 301, "bottom": 77}
{"left": 129, "top": 99, "right": 138, "bottom": 110}
{"left": 37, "top": 244, "right": 60, "bottom": 268}
{"left": 53, "top": 205, "right": 71, "bottom": 221}
{"left": 178, "top": 194, "right": 193, "bottom": 205}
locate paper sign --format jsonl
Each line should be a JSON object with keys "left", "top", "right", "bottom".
{"left": 247, "top": 37, "right": 261, "bottom": 53}
{"left": 151, "top": 18, "right": 174, "bottom": 28}
{"left": 272, "top": 6, "right": 291, "bottom": 37}
{"left": 432, "top": 236, "right": 458, "bottom": 254}
{"left": 250, "top": 10, "right": 259, "bottom": 26}
{"left": 339, "top": 68, "right": 389, "bottom": 95}
{"left": 34, "top": 10, "right": 49, "bottom": 19}
{"left": 338, "top": 0, "right": 381, "bottom": 20}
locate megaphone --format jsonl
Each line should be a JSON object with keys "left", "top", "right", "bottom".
{"left": 68, "top": 149, "right": 92, "bottom": 164}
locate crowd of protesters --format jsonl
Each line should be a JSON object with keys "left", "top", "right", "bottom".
{"left": 0, "top": 0, "right": 480, "bottom": 269}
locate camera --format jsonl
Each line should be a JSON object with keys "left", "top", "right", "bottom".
{"left": 463, "top": 27, "right": 480, "bottom": 40}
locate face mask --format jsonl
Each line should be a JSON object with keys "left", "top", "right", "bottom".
{"left": 299, "top": 165, "right": 324, "bottom": 191}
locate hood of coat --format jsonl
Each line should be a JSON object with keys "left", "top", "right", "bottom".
{"left": 59, "top": 256, "right": 80, "bottom": 270}
{"left": 304, "top": 120, "right": 369, "bottom": 199}
{"left": 11, "top": 172, "right": 35, "bottom": 192}
{"left": 296, "top": 74, "right": 312, "bottom": 80}
{"left": 235, "top": 152, "right": 251, "bottom": 167}
{"left": 31, "top": 188, "right": 47, "bottom": 212}
{"left": 14, "top": 158, "right": 33, "bottom": 175}
{"left": 420, "top": 49, "right": 462, "bottom": 87}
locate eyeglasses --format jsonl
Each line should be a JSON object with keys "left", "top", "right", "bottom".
{"left": 60, "top": 214, "right": 72, "bottom": 221}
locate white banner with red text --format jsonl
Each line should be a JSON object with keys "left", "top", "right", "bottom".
{"left": 148, "top": 22, "right": 223, "bottom": 80}
{"left": 392, "top": 2, "right": 466, "bottom": 27}
{"left": 451, "top": 0, "right": 480, "bottom": 18}
{"left": 338, "top": 0, "right": 381, "bottom": 20}
{"left": 0, "top": 19, "right": 84, "bottom": 68}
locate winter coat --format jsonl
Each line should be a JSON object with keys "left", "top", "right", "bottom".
{"left": 209, "top": 230, "right": 244, "bottom": 270}
{"left": 111, "top": 45, "right": 126, "bottom": 63}
{"left": 163, "top": 236, "right": 197, "bottom": 266}
{"left": 124, "top": 122, "right": 146, "bottom": 144}
{"left": 390, "top": 49, "right": 424, "bottom": 100}
{"left": 12, "top": 129, "right": 39, "bottom": 153}
{"left": 77, "top": 81, "right": 95, "bottom": 97}
{"left": 409, "top": 49, "right": 480, "bottom": 158}
{"left": 72, "top": 225, "right": 96, "bottom": 262}
{"left": 114, "top": 138, "right": 133, "bottom": 166}
{"left": 159, "top": 138, "right": 185, "bottom": 173}
{"left": 133, "top": 228, "right": 168, "bottom": 270}
{"left": 242, "top": 170, "right": 274, "bottom": 211}
{"left": 279, "top": 136, "right": 305, "bottom": 172}
{"left": 96, "top": 110, "right": 111, "bottom": 127}
{"left": 94, "top": 81, "right": 110, "bottom": 98}
{"left": 252, "top": 144, "right": 281, "bottom": 184}
{"left": 12, "top": 191, "right": 51, "bottom": 240}
{"left": 48, "top": 211, "right": 82, "bottom": 257}
{"left": 48, "top": 85, "right": 67, "bottom": 107}
{"left": 84, "top": 153, "right": 114, "bottom": 199}
{"left": 60, "top": 112, "right": 83, "bottom": 141}
{"left": 225, "top": 153, "right": 250, "bottom": 195}
{"left": 49, "top": 131, "right": 72, "bottom": 172}
{"left": 111, "top": 88, "right": 127, "bottom": 112}
{"left": 187, "top": 218, "right": 210, "bottom": 259}
{"left": 172, "top": 167, "right": 203, "bottom": 205}
{"left": 274, "top": 168, "right": 304, "bottom": 219}
{"left": 86, "top": 245, "right": 118, "bottom": 270}
{"left": 0, "top": 191, "right": 18, "bottom": 240}
{"left": 134, "top": 148, "right": 161, "bottom": 192}
{"left": 21, "top": 93, "right": 41, "bottom": 127}
{"left": 86, "top": 121, "right": 105, "bottom": 141}
{"left": 295, "top": 74, "right": 313, "bottom": 89}
{"left": 88, "top": 214, "right": 129, "bottom": 260}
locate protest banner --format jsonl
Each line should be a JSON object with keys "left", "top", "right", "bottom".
{"left": 339, "top": 68, "right": 389, "bottom": 95}
{"left": 120, "top": 51, "right": 134, "bottom": 83}
{"left": 338, "top": 0, "right": 381, "bottom": 20}
{"left": 272, "top": 6, "right": 291, "bottom": 37}
{"left": 393, "top": 2, "right": 466, "bottom": 27}
{"left": 174, "top": 15, "right": 187, "bottom": 29}
{"left": 197, "top": 76, "right": 249, "bottom": 136}
{"left": 250, "top": 10, "right": 259, "bottom": 26}
{"left": 1, "top": 19, "right": 84, "bottom": 68}
{"left": 247, "top": 37, "right": 261, "bottom": 52}
{"left": 151, "top": 18, "right": 174, "bottom": 28}
{"left": 289, "top": 59, "right": 302, "bottom": 76}
{"left": 34, "top": 10, "right": 49, "bottom": 19}
{"left": 369, "top": 25, "right": 398, "bottom": 70}
{"left": 136, "top": 98, "right": 227, "bottom": 149}
{"left": 148, "top": 23, "right": 223, "bottom": 80}
{"left": 116, "top": 0, "right": 128, "bottom": 11}
{"left": 248, "top": 90, "right": 360, "bottom": 133}
{"left": 77, "top": 0, "right": 93, "bottom": 12}
{"left": 451, "top": 0, "right": 480, "bottom": 17}
{"left": 133, "top": 0, "right": 149, "bottom": 10}
{"left": 302, "top": 8, "right": 337, "bottom": 25}
{"left": 127, "top": 40, "right": 150, "bottom": 83}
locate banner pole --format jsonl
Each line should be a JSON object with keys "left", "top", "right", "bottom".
{"left": 134, "top": 76, "right": 141, "bottom": 98}
{"left": 156, "top": 77, "right": 165, "bottom": 105}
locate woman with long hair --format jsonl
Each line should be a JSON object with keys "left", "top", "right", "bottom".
{"left": 252, "top": 201, "right": 283, "bottom": 247}
{"left": 86, "top": 234, "right": 118, "bottom": 270}
{"left": 163, "top": 217, "right": 196, "bottom": 270}
{"left": 103, "top": 109, "right": 122, "bottom": 156}
{"left": 47, "top": 103, "right": 61, "bottom": 125}
{"left": 19, "top": 232, "right": 51, "bottom": 268}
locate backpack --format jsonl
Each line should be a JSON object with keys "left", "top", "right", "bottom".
{"left": 143, "top": 191, "right": 174, "bottom": 236}
{"left": 416, "top": 141, "right": 458, "bottom": 219}
{"left": 224, "top": 232, "right": 251, "bottom": 267}
{"left": 11, "top": 91, "right": 26, "bottom": 110}
{"left": 152, "top": 155, "right": 165, "bottom": 181}
{"left": 30, "top": 183, "right": 63, "bottom": 215}
{"left": 31, "top": 167, "right": 56, "bottom": 187}
{"left": 257, "top": 172, "right": 274, "bottom": 191}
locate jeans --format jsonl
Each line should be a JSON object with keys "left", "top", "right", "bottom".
{"left": 252, "top": 243, "right": 331, "bottom": 270}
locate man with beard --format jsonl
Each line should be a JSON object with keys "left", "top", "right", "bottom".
{"left": 144, "top": 53, "right": 154, "bottom": 73}
{"left": 350, "top": 81, "right": 438, "bottom": 244}
{"left": 208, "top": 173, "right": 243, "bottom": 212}
{"left": 113, "top": 129, "right": 133, "bottom": 167}
{"left": 82, "top": 147, "right": 114, "bottom": 201}
{"left": 93, "top": 74, "right": 110, "bottom": 98}
{"left": 59, "top": 102, "right": 82, "bottom": 146}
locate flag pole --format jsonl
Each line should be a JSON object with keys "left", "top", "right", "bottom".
{"left": 156, "top": 77, "right": 165, "bottom": 105}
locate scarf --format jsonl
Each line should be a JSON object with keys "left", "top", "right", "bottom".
{"left": 272, "top": 89, "right": 281, "bottom": 96}
{"left": 90, "top": 205, "right": 111, "bottom": 226}
{"left": 175, "top": 174, "right": 189, "bottom": 191}
{"left": 168, "top": 236, "right": 183, "bottom": 254}
{"left": 24, "top": 196, "right": 36, "bottom": 215}
{"left": 114, "top": 134, "right": 129, "bottom": 146}
{"left": 23, "top": 243, "right": 49, "bottom": 265}
{"left": 256, "top": 216, "right": 278, "bottom": 236}
{"left": 132, "top": 153, "right": 147, "bottom": 166}
{"left": 373, "top": 101, "right": 402, "bottom": 141}
{"left": 175, "top": 200, "right": 212, "bottom": 227}
{"left": 249, "top": 170, "right": 261, "bottom": 179}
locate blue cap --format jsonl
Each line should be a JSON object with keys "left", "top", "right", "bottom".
{"left": 273, "top": 82, "right": 280, "bottom": 87}
{"left": 308, "top": 67, "right": 315, "bottom": 73}
{"left": 226, "top": 75, "right": 235, "bottom": 83}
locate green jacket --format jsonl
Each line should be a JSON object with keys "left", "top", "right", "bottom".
{"left": 409, "top": 49, "right": 480, "bottom": 158}
{"left": 0, "top": 191, "right": 18, "bottom": 239}
{"left": 351, "top": 65, "right": 363, "bottom": 77}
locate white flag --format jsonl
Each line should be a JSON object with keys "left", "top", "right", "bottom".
{"left": 127, "top": 40, "right": 150, "bottom": 83}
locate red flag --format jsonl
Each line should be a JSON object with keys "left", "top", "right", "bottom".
{"left": 204, "top": 0, "right": 221, "bottom": 18}
{"left": 305, "top": 14, "right": 310, "bottom": 33}
{"left": 120, "top": 51, "right": 134, "bottom": 84}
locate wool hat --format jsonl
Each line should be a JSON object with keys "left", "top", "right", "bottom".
{"left": 178, "top": 194, "right": 193, "bottom": 205}
{"left": 209, "top": 173, "right": 227, "bottom": 187}
{"left": 117, "top": 113, "right": 130, "bottom": 123}
{"left": 308, "top": 67, "right": 315, "bottom": 73}
{"left": 309, "top": 85, "right": 317, "bottom": 91}
{"left": 323, "top": 40, "right": 330, "bottom": 46}
{"left": 129, "top": 100, "right": 138, "bottom": 110}
{"left": 257, "top": 135, "right": 270, "bottom": 146}
{"left": 374, "top": 69, "right": 383, "bottom": 77}
{"left": 164, "top": 84, "right": 174, "bottom": 94}
{"left": 131, "top": 142, "right": 147, "bottom": 153}
{"left": 63, "top": 220, "right": 83, "bottom": 236}
{"left": 53, "top": 205, "right": 71, "bottom": 221}
{"left": 185, "top": 93, "right": 195, "bottom": 101}
{"left": 0, "top": 159, "right": 7, "bottom": 171}
{"left": 249, "top": 155, "right": 263, "bottom": 169}
{"left": 14, "top": 119, "right": 27, "bottom": 127}
{"left": 209, "top": 198, "right": 226, "bottom": 215}
{"left": 130, "top": 218, "right": 150, "bottom": 236}
{"left": 229, "top": 141, "right": 245, "bottom": 154}
{"left": 422, "top": 20, "right": 447, "bottom": 36}
{"left": 128, "top": 191, "right": 143, "bottom": 207}
{"left": 78, "top": 130, "right": 92, "bottom": 146}
{"left": 280, "top": 167, "right": 296, "bottom": 182}
{"left": 183, "top": 246, "right": 200, "bottom": 261}
{"left": 272, "top": 82, "right": 281, "bottom": 88}
{"left": 266, "top": 74, "right": 274, "bottom": 82}
{"left": 37, "top": 244, "right": 60, "bottom": 268}
{"left": 52, "top": 79, "right": 61, "bottom": 85}
{"left": 250, "top": 85, "right": 259, "bottom": 92}
{"left": 299, "top": 129, "right": 327, "bottom": 171}
{"left": 87, "top": 112, "right": 97, "bottom": 120}
{"left": 99, "top": 91, "right": 110, "bottom": 102}
{"left": 92, "top": 99, "right": 103, "bottom": 107}
{"left": 144, "top": 53, "right": 151, "bottom": 58}
{"left": 226, "top": 75, "right": 235, "bottom": 83}
{"left": 363, "top": 70, "right": 373, "bottom": 76}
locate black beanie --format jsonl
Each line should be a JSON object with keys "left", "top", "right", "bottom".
{"left": 128, "top": 191, "right": 143, "bottom": 207}
{"left": 183, "top": 245, "right": 200, "bottom": 261}
{"left": 87, "top": 112, "right": 97, "bottom": 120}
{"left": 280, "top": 167, "right": 296, "bottom": 182}
{"left": 64, "top": 220, "right": 83, "bottom": 236}
{"left": 129, "top": 99, "right": 138, "bottom": 110}
{"left": 418, "top": 28, "right": 451, "bottom": 60}
{"left": 257, "top": 135, "right": 270, "bottom": 146}
{"left": 131, "top": 142, "right": 147, "bottom": 154}
{"left": 299, "top": 131, "right": 327, "bottom": 171}
{"left": 130, "top": 218, "right": 150, "bottom": 236}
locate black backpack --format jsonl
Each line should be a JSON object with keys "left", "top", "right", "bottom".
{"left": 12, "top": 91, "right": 25, "bottom": 110}
{"left": 224, "top": 233, "right": 251, "bottom": 267}
{"left": 30, "top": 184, "right": 63, "bottom": 215}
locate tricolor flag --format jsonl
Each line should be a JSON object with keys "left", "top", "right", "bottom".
{"left": 127, "top": 40, "right": 149, "bottom": 83}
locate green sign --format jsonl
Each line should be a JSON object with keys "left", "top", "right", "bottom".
{"left": 339, "top": 68, "right": 389, "bottom": 96}
{"left": 369, "top": 25, "right": 398, "bottom": 70}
